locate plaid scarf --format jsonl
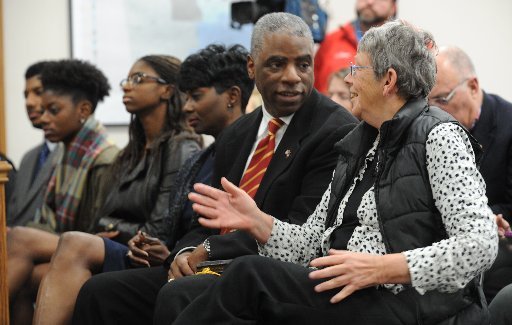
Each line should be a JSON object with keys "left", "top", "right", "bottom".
{"left": 41, "top": 117, "right": 114, "bottom": 233}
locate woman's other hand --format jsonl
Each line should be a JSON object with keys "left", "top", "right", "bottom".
{"left": 127, "top": 231, "right": 170, "bottom": 267}
{"left": 496, "top": 214, "right": 511, "bottom": 238}
{"left": 309, "top": 250, "right": 410, "bottom": 303}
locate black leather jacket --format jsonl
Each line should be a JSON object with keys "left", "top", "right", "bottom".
{"left": 93, "top": 132, "right": 201, "bottom": 244}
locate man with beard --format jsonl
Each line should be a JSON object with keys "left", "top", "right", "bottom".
{"left": 314, "top": 0, "right": 397, "bottom": 94}
{"left": 7, "top": 61, "right": 60, "bottom": 227}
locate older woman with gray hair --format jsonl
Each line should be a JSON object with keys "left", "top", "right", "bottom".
{"left": 181, "top": 20, "right": 498, "bottom": 324}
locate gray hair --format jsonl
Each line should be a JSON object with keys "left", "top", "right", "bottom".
{"left": 251, "top": 12, "right": 313, "bottom": 58}
{"left": 358, "top": 20, "right": 437, "bottom": 100}
{"left": 438, "top": 46, "right": 476, "bottom": 80}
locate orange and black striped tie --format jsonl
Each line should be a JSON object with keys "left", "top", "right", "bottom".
{"left": 220, "top": 117, "right": 284, "bottom": 234}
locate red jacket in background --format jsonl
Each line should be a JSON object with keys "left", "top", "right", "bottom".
{"left": 314, "top": 21, "right": 358, "bottom": 94}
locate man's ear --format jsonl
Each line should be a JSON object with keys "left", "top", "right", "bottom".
{"left": 467, "top": 77, "right": 480, "bottom": 98}
{"left": 247, "top": 55, "right": 255, "bottom": 80}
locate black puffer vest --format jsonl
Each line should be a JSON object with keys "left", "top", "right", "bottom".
{"left": 327, "top": 98, "right": 489, "bottom": 325}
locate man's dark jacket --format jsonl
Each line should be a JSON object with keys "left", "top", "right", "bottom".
{"left": 477, "top": 92, "right": 512, "bottom": 303}
{"left": 170, "top": 89, "right": 357, "bottom": 260}
{"left": 472, "top": 91, "right": 512, "bottom": 221}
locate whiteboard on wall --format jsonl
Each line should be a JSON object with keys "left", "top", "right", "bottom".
{"left": 70, "top": 0, "right": 253, "bottom": 125}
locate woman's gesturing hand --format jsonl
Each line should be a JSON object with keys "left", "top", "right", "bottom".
{"left": 188, "top": 177, "right": 274, "bottom": 243}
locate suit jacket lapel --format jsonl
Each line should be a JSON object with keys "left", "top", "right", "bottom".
{"left": 472, "top": 92, "right": 497, "bottom": 165}
{"left": 253, "top": 90, "right": 319, "bottom": 205}
{"left": 18, "top": 145, "right": 59, "bottom": 215}
{"left": 17, "top": 146, "right": 42, "bottom": 203}
{"left": 30, "top": 144, "right": 60, "bottom": 193}
{"left": 13, "top": 148, "right": 40, "bottom": 215}
{"left": 225, "top": 109, "right": 263, "bottom": 186}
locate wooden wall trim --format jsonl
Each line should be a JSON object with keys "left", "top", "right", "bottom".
{"left": 0, "top": 0, "right": 6, "bottom": 153}
{"left": 0, "top": 161, "right": 12, "bottom": 324}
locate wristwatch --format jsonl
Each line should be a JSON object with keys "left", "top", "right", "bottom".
{"left": 203, "top": 238, "right": 212, "bottom": 259}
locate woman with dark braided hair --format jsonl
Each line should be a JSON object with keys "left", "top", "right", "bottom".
{"left": 7, "top": 56, "right": 200, "bottom": 325}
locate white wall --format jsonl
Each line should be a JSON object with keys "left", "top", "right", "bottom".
{"left": 2, "top": 0, "right": 129, "bottom": 167}
{"left": 3, "top": 0, "right": 512, "bottom": 167}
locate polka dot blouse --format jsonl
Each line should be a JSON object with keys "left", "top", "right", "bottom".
{"left": 259, "top": 123, "right": 498, "bottom": 294}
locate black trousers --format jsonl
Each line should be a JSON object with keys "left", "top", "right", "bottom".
{"left": 72, "top": 265, "right": 168, "bottom": 325}
{"left": 154, "top": 273, "right": 218, "bottom": 324}
{"left": 160, "top": 255, "right": 418, "bottom": 325}
{"left": 489, "top": 283, "right": 512, "bottom": 325}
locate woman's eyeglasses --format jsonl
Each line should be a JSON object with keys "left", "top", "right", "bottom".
{"left": 120, "top": 73, "right": 168, "bottom": 88}
{"left": 349, "top": 64, "right": 373, "bottom": 76}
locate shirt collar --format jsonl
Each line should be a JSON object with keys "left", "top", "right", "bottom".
{"left": 45, "top": 140, "right": 58, "bottom": 152}
{"left": 261, "top": 103, "right": 294, "bottom": 127}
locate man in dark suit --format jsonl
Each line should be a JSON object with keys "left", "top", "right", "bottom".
{"left": 429, "top": 46, "right": 512, "bottom": 222}
{"left": 72, "top": 12, "right": 357, "bottom": 325}
{"left": 7, "top": 61, "right": 60, "bottom": 227}
{"left": 429, "top": 46, "right": 512, "bottom": 303}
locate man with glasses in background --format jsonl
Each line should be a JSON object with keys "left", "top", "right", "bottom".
{"left": 429, "top": 46, "right": 512, "bottom": 305}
